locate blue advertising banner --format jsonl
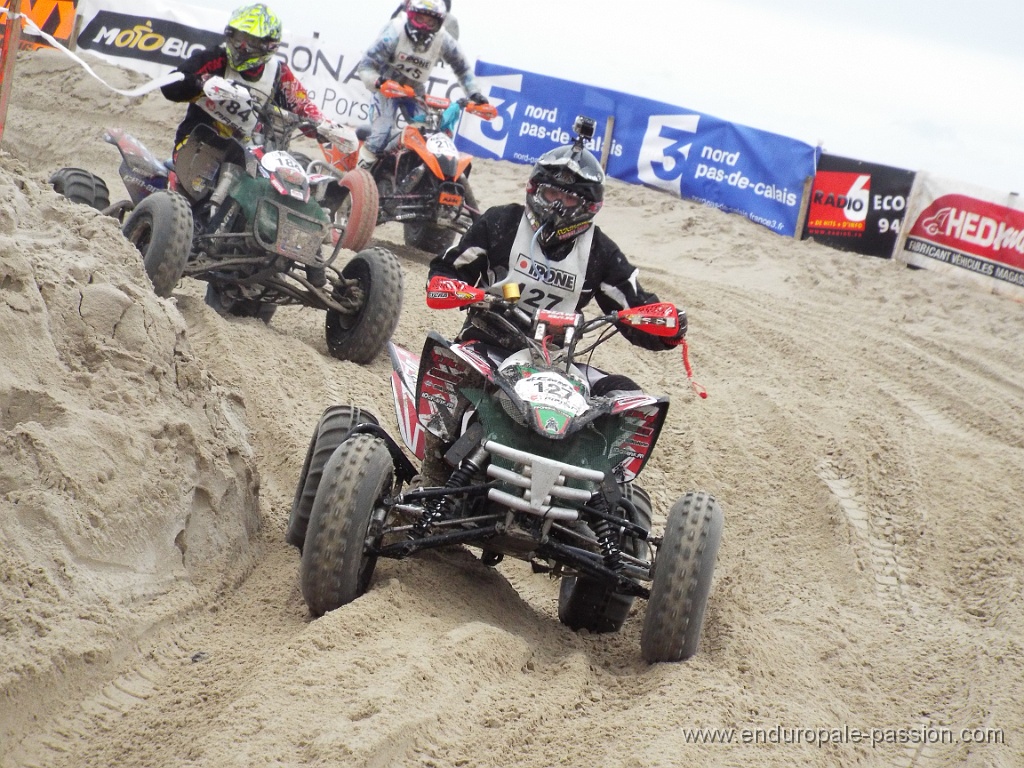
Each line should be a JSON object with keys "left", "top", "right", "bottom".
{"left": 457, "top": 61, "right": 819, "bottom": 237}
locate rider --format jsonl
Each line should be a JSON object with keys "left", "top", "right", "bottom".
{"left": 429, "top": 134, "right": 687, "bottom": 354}
{"left": 424, "top": 124, "right": 687, "bottom": 483}
{"left": 355, "top": 0, "right": 487, "bottom": 170}
{"left": 161, "top": 3, "right": 329, "bottom": 158}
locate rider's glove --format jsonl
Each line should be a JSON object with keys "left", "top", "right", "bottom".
{"left": 468, "top": 92, "right": 489, "bottom": 105}
{"left": 374, "top": 75, "right": 388, "bottom": 90}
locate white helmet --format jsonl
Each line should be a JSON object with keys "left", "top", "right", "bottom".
{"left": 405, "top": 0, "right": 446, "bottom": 46}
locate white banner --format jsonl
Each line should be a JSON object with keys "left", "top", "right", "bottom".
{"left": 73, "top": 0, "right": 467, "bottom": 128}
{"left": 894, "top": 173, "right": 1024, "bottom": 300}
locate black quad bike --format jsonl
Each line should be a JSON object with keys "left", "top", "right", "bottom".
{"left": 49, "top": 76, "right": 398, "bottom": 363}
{"left": 287, "top": 276, "right": 724, "bottom": 662}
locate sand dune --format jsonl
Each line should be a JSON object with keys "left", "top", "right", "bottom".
{"left": 1, "top": 50, "right": 1021, "bottom": 767}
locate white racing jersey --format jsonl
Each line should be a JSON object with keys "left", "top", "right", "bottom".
{"left": 487, "top": 215, "right": 595, "bottom": 313}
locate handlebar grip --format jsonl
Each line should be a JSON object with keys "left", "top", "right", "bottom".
{"left": 379, "top": 80, "right": 416, "bottom": 99}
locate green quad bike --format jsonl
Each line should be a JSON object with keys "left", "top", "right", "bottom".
{"left": 51, "top": 76, "right": 398, "bottom": 363}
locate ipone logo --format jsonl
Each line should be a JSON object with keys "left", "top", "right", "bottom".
{"left": 513, "top": 255, "right": 577, "bottom": 290}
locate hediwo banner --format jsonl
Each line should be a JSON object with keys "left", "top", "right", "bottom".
{"left": 895, "top": 173, "right": 1024, "bottom": 299}
{"left": 803, "top": 155, "right": 916, "bottom": 258}
{"left": 460, "top": 61, "right": 819, "bottom": 237}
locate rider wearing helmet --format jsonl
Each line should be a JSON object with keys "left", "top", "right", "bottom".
{"left": 390, "top": 0, "right": 459, "bottom": 38}
{"left": 355, "top": 0, "right": 488, "bottom": 169}
{"left": 161, "top": 3, "right": 327, "bottom": 156}
{"left": 429, "top": 127, "right": 686, "bottom": 352}
{"left": 424, "top": 120, "right": 687, "bottom": 486}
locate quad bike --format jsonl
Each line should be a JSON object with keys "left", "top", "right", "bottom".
{"left": 49, "top": 77, "right": 396, "bottom": 363}
{"left": 287, "top": 276, "right": 724, "bottom": 662}
{"left": 315, "top": 83, "right": 498, "bottom": 254}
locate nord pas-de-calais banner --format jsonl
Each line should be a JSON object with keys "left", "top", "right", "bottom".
{"left": 802, "top": 155, "right": 916, "bottom": 259}
{"left": 456, "top": 61, "right": 819, "bottom": 237}
{"left": 894, "top": 174, "right": 1024, "bottom": 300}
{"left": 72, "top": 0, "right": 468, "bottom": 125}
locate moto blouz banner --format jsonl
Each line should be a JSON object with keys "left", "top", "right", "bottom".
{"left": 73, "top": 0, "right": 468, "bottom": 125}
{"left": 803, "top": 155, "right": 916, "bottom": 258}
{"left": 458, "top": 61, "right": 819, "bottom": 237}
{"left": 75, "top": 0, "right": 224, "bottom": 74}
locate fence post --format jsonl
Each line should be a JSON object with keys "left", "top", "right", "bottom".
{"left": 600, "top": 115, "right": 614, "bottom": 171}
{"left": 793, "top": 174, "right": 814, "bottom": 239}
{"left": 70, "top": 11, "right": 83, "bottom": 52}
{"left": 0, "top": 0, "right": 24, "bottom": 143}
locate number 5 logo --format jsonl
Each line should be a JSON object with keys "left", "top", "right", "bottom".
{"left": 638, "top": 114, "right": 701, "bottom": 196}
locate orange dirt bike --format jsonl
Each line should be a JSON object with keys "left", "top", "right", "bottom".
{"left": 287, "top": 276, "right": 724, "bottom": 663}
{"left": 315, "top": 82, "right": 498, "bottom": 253}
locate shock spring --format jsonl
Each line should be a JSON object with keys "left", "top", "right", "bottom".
{"left": 592, "top": 517, "right": 624, "bottom": 572}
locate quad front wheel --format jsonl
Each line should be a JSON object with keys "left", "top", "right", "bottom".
{"left": 325, "top": 247, "right": 403, "bottom": 364}
{"left": 300, "top": 434, "right": 394, "bottom": 616}
{"left": 121, "top": 191, "right": 192, "bottom": 298}
{"left": 558, "top": 483, "right": 653, "bottom": 633}
{"left": 640, "top": 491, "right": 723, "bottom": 663}
{"left": 287, "top": 404, "right": 381, "bottom": 550}
{"left": 401, "top": 174, "right": 477, "bottom": 254}
{"left": 403, "top": 219, "right": 456, "bottom": 255}
{"left": 329, "top": 169, "right": 379, "bottom": 252}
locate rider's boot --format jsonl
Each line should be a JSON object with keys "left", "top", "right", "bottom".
{"left": 356, "top": 145, "right": 378, "bottom": 171}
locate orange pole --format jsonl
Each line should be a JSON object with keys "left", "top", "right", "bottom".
{"left": 0, "top": 0, "right": 24, "bottom": 143}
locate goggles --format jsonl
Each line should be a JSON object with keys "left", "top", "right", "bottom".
{"left": 407, "top": 11, "right": 443, "bottom": 33}
{"left": 229, "top": 30, "right": 280, "bottom": 57}
{"left": 536, "top": 183, "right": 584, "bottom": 210}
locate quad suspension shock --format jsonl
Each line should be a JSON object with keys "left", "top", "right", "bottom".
{"left": 412, "top": 447, "right": 487, "bottom": 538}
{"left": 590, "top": 496, "right": 624, "bottom": 572}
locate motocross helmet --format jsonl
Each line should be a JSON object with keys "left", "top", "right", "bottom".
{"left": 405, "top": 0, "right": 446, "bottom": 46}
{"left": 525, "top": 144, "right": 605, "bottom": 249}
{"left": 224, "top": 4, "right": 282, "bottom": 73}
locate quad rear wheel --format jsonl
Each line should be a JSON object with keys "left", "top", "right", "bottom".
{"left": 204, "top": 282, "right": 277, "bottom": 323}
{"left": 49, "top": 168, "right": 111, "bottom": 211}
{"left": 558, "top": 483, "right": 652, "bottom": 633}
{"left": 328, "top": 169, "right": 379, "bottom": 252}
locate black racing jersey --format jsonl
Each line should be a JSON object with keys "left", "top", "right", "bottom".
{"left": 161, "top": 46, "right": 324, "bottom": 151}
{"left": 428, "top": 203, "right": 681, "bottom": 351}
